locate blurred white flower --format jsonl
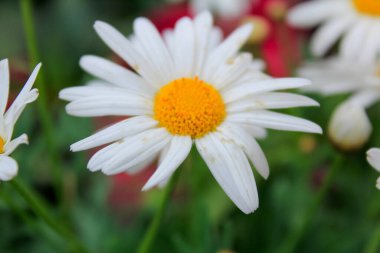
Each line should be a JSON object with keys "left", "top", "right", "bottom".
{"left": 60, "top": 12, "right": 321, "bottom": 214}
{"left": 0, "top": 59, "right": 40, "bottom": 181}
{"left": 367, "top": 148, "right": 380, "bottom": 189}
{"left": 328, "top": 101, "right": 371, "bottom": 151}
{"left": 288, "top": 0, "right": 380, "bottom": 63}
{"left": 191, "top": 0, "right": 251, "bottom": 19}
{"left": 298, "top": 57, "right": 380, "bottom": 150}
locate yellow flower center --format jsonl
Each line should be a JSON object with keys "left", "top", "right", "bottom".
{"left": 0, "top": 137, "right": 5, "bottom": 154}
{"left": 353, "top": 0, "right": 380, "bottom": 16}
{"left": 154, "top": 77, "right": 226, "bottom": 138}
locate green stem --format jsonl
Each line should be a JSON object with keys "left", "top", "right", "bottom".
{"left": 0, "top": 189, "right": 60, "bottom": 251}
{"left": 19, "top": 0, "right": 63, "bottom": 203}
{"left": 10, "top": 178, "right": 91, "bottom": 253}
{"left": 363, "top": 221, "right": 380, "bottom": 253}
{"left": 277, "top": 155, "right": 344, "bottom": 253}
{"left": 137, "top": 170, "right": 182, "bottom": 253}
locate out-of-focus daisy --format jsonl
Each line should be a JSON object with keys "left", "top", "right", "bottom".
{"left": 191, "top": 0, "right": 252, "bottom": 19}
{"left": 298, "top": 57, "right": 380, "bottom": 150}
{"left": 60, "top": 12, "right": 321, "bottom": 214}
{"left": 367, "top": 148, "right": 380, "bottom": 189}
{"left": 288, "top": 0, "right": 380, "bottom": 63}
{"left": 0, "top": 59, "right": 40, "bottom": 181}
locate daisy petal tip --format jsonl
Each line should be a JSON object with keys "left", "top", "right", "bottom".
{"left": 69, "top": 144, "right": 78, "bottom": 152}
{"left": 297, "top": 78, "right": 312, "bottom": 86}
{"left": 0, "top": 58, "right": 9, "bottom": 66}
{"left": 94, "top": 20, "right": 104, "bottom": 28}
{"left": 241, "top": 22, "right": 254, "bottom": 35}
{"left": 141, "top": 183, "right": 153, "bottom": 192}
{"left": 93, "top": 20, "right": 111, "bottom": 33}
{"left": 262, "top": 171, "right": 270, "bottom": 180}
{"left": 313, "top": 125, "right": 323, "bottom": 135}
{"left": 242, "top": 204, "right": 258, "bottom": 215}
{"left": 198, "top": 11, "right": 213, "bottom": 21}
{"left": 367, "top": 148, "right": 377, "bottom": 156}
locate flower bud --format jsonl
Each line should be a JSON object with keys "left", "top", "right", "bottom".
{"left": 367, "top": 148, "right": 380, "bottom": 189}
{"left": 241, "top": 15, "right": 270, "bottom": 44}
{"left": 265, "top": 0, "right": 288, "bottom": 21}
{"left": 328, "top": 102, "right": 372, "bottom": 151}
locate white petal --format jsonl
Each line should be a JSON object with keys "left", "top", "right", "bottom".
{"left": 93, "top": 21, "right": 162, "bottom": 88}
{"left": 227, "top": 92, "right": 319, "bottom": 113}
{"left": 142, "top": 136, "right": 192, "bottom": 191}
{"left": 243, "top": 125, "right": 268, "bottom": 140}
{"left": 287, "top": 1, "right": 349, "bottom": 28}
{"left": 196, "top": 133, "right": 259, "bottom": 214}
{"left": 227, "top": 110, "right": 322, "bottom": 134}
{"left": 65, "top": 94, "right": 152, "bottom": 117}
{"left": 5, "top": 63, "right": 41, "bottom": 129}
{"left": 59, "top": 84, "right": 144, "bottom": 102}
{"left": 311, "top": 15, "right": 354, "bottom": 57}
{"left": 347, "top": 90, "right": 380, "bottom": 109}
{"left": 223, "top": 78, "right": 311, "bottom": 103}
{"left": 359, "top": 23, "right": 380, "bottom": 64}
{"left": 0, "top": 59, "right": 9, "bottom": 115}
{"left": 102, "top": 128, "right": 171, "bottom": 175}
{"left": 172, "top": 17, "right": 196, "bottom": 79}
{"left": 203, "top": 23, "right": 253, "bottom": 81}
{"left": 87, "top": 142, "right": 120, "bottom": 172}
{"left": 133, "top": 18, "right": 175, "bottom": 85}
{"left": 79, "top": 55, "right": 154, "bottom": 94}
{"left": 4, "top": 134, "right": 28, "bottom": 155}
{"left": 207, "top": 27, "right": 223, "bottom": 52}
{"left": 163, "top": 29, "right": 175, "bottom": 59}
{"left": 218, "top": 123, "right": 269, "bottom": 179}
{"left": 193, "top": 12, "right": 213, "bottom": 76}
{"left": 0, "top": 156, "right": 18, "bottom": 181}
{"left": 367, "top": 148, "right": 380, "bottom": 172}
{"left": 71, "top": 116, "right": 158, "bottom": 151}
{"left": 127, "top": 154, "right": 157, "bottom": 175}
{"left": 340, "top": 19, "right": 372, "bottom": 61}
{"left": 210, "top": 53, "right": 252, "bottom": 90}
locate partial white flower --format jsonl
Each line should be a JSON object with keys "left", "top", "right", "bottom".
{"left": 367, "top": 148, "right": 380, "bottom": 189}
{"left": 0, "top": 59, "right": 40, "bottom": 181}
{"left": 60, "top": 12, "right": 321, "bottom": 214}
{"left": 288, "top": 0, "right": 380, "bottom": 63}
{"left": 191, "top": 0, "right": 251, "bottom": 19}
{"left": 298, "top": 57, "right": 380, "bottom": 150}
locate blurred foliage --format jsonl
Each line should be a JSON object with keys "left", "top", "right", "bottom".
{"left": 0, "top": 0, "right": 379, "bottom": 253}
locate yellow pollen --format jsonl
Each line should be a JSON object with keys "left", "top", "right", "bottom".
{"left": 154, "top": 77, "right": 226, "bottom": 138}
{"left": 0, "top": 137, "right": 5, "bottom": 154}
{"left": 353, "top": 0, "right": 380, "bottom": 16}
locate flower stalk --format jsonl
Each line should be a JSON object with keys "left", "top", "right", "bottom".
{"left": 364, "top": 222, "right": 380, "bottom": 253}
{"left": 19, "top": 0, "right": 63, "bottom": 204}
{"left": 137, "top": 169, "right": 181, "bottom": 253}
{"left": 10, "top": 178, "right": 91, "bottom": 253}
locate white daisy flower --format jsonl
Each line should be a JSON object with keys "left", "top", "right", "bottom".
{"left": 288, "top": 0, "right": 380, "bottom": 63}
{"left": 298, "top": 57, "right": 380, "bottom": 150}
{"left": 0, "top": 59, "right": 40, "bottom": 181}
{"left": 59, "top": 12, "right": 322, "bottom": 214}
{"left": 191, "top": 0, "right": 251, "bottom": 19}
{"left": 367, "top": 148, "right": 380, "bottom": 189}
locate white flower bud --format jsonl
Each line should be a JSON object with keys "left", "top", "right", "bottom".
{"left": 367, "top": 148, "right": 380, "bottom": 190}
{"left": 328, "top": 102, "right": 372, "bottom": 151}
